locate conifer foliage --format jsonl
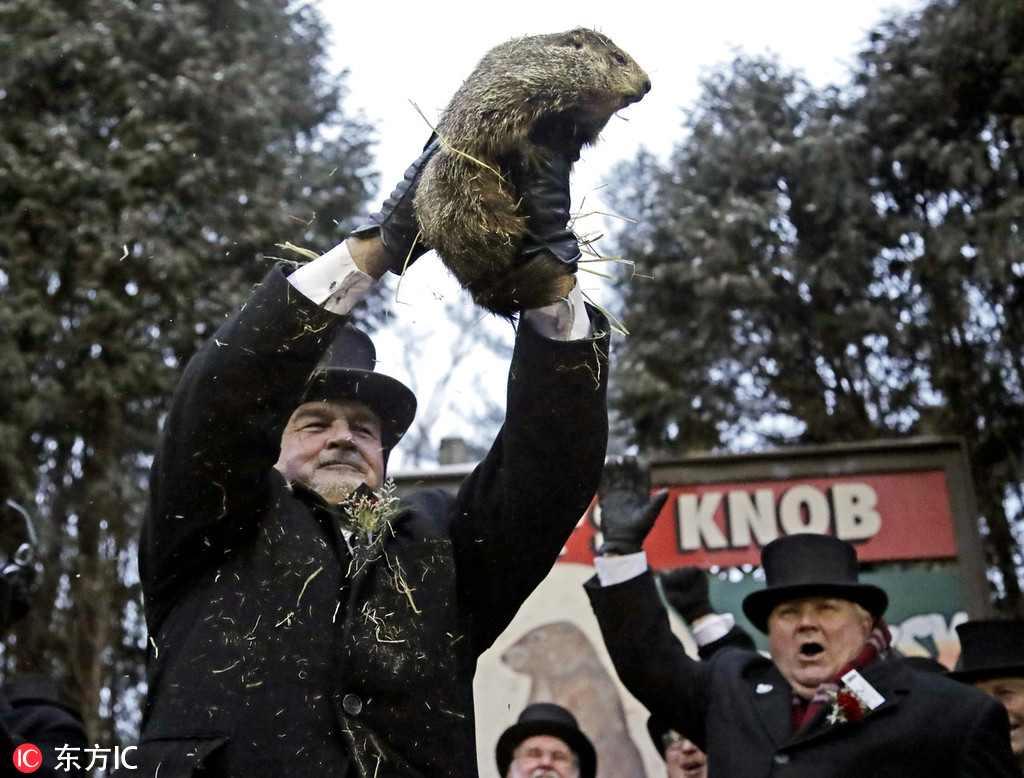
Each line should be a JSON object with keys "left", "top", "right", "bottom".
{"left": 609, "top": 0, "right": 1024, "bottom": 614}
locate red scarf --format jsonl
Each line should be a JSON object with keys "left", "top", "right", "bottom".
{"left": 791, "top": 619, "right": 891, "bottom": 732}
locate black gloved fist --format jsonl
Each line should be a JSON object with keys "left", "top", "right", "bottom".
{"left": 351, "top": 136, "right": 440, "bottom": 274}
{"left": 596, "top": 458, "right": 670, "bottom": 555}
{"left": 659, "top": 566, "right": 714, "bottom": 624}
{"left": 507, "top": 141, "right": 581, "bottom": 272}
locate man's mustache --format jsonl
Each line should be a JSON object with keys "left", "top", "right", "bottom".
{"left": 317, "top": 452, "right": 365, "bottom": 468}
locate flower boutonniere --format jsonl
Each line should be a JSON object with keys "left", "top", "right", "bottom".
{"left": 826, "top": 670, "right": 886, "bottom": 725}
{"left": 825, "top": 687, "right": 869, "bottom": 725}
{"left": 335, "top": 478, "right": 401, "bottom": 538}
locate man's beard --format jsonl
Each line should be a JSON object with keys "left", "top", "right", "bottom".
{"left": 308, "top": 453, "right": 367, "bottom": 503}
{"left": 307, "top": 475, "right": 357, "bottom": 504}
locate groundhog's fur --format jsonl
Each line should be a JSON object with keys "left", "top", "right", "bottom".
{"left": 413, "top": 28, "right": 650, "bottom": 317}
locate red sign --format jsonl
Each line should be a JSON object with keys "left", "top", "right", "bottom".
{"left": 561, "top": 469, "right": 957, "bottom": 568}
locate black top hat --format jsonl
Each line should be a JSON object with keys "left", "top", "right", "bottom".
{"left": 495, "top": 703, "right": 596, "bottom": 778}
{"left": 302, "top": 325, "right": 416, "bottom": 452}
{"left": 741, "top": 533, "right": 888, "bottom": 633}
{"left": 948, "top": 620, "right": 1024, "bottom": 683}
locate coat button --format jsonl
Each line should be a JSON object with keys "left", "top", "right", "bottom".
{"left": 342, "top": 694, "right": 363, "bottom": 716}
{"left": 774, "top": 753, "right": 790, "bottom": 764}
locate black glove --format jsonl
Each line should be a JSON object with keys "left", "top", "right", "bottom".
{"left": 659, "top": 566, "right": 714, "bottom": 624}
{"left": 596, "top": 458, "right": 669, "bottom": 555}
{"left": 507, "top": 142, "right": 581, "bottom": 271}
{"left": 351, "top": 136, "right": 440, "bottom": 274}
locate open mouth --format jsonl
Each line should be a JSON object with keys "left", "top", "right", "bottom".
{"left": 799, "top": 642, "right": 824, "bottom": 657}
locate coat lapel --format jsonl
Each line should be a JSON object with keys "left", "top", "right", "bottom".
{"left": 749, "top": 664, "right": 795, "bottom": 747}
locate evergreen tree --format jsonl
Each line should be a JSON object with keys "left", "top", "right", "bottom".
{"left": 609, "top": 56, "right": 897, "bottom": 452}
{"left": 854, "top": 0, "right": 1024, "bottom": 612}
{"left": 609, "top": 0, "right": 1024, "bottom": 614}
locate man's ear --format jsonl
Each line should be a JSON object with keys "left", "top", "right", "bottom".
{"left": 864, "top": 613, "right": 879, "bottom": 636}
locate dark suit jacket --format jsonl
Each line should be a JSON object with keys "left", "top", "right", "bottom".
{"left": 133, "top": 267, "right": 609, "bottom": 777}
{"left": 587, "top": 570, "right": 1020, "bottom": 777}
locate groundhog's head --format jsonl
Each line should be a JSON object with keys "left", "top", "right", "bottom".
{"left": 523, "top": 27, "right": 651, "bottom": 148}
{"left": 501, "top": 621, "right": 601, "bottom": 678}
{"left": 441, "top": 28, "right": 650, "bottom": 156}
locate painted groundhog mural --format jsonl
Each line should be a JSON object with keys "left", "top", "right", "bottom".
{"left": 502, "top": 620, "right": 645, "bottom": 778}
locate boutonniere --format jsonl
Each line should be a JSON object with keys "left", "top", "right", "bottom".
{"left": 336, "top": 479, "right": 421, "bottom": 616}
{"left": 336, "top": 478, "right": 400, "bottom": 538}
{"left": 827, "top": 670, "right": 886, "bottom": 725}
{"left": 826, "top": 687, "right": 869, "bottom": 724}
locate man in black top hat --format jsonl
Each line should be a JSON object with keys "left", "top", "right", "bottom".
{"left": 950, "top": 620, "right": 1024, "bottom": 770}
{"left": 495, "top": 702, "right": 596, "bottom": 778}
{"left": 583, "top": 480, "right": 1019, "bottom": 777}
{"left": 130, "top": 136, "right": 609, "bottom": 777}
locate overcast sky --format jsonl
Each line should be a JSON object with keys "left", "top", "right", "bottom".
{"left": 309, "top": 1, "right": 927, "bottom": 466}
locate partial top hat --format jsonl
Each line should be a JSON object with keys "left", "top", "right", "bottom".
{"left": 742, "top": 533, "right": 888, "bottom": 633}
{"left": 302, "top": 325, "right": 416, "bottom": 452}
{"left": 495, "top": 702, "right": 596, "bottom": 778}
{"left": 646, "top": 714, "right": 684, "bottom": 757}
{"left": 949, "top": 619, "right": 1024, "bottom": 683}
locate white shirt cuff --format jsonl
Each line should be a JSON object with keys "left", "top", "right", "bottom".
{"left": 521, "top": 283, "right": 592, "bottom": 341}
{"left": 285, "top": 241, "right": 376, "bottom": 315}
{"left": 594, "top": 551, "right": 648, "bottom": 586}
{"left": 690, "top": 613, "right": 736, "bottom": 647}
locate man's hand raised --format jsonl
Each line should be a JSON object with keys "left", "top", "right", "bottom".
{"left": 595, "top": 458, "right": 670, "bottom": 556}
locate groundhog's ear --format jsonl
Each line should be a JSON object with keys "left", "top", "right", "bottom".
{"left": 562, "top": 29, "right": 585, "bottom": 49}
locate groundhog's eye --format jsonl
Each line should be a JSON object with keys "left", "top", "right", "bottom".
{"left": 612, "top": 52, "right": 627, "bottom": 65}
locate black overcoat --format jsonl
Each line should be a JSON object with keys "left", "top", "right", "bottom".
{"left": 586, "top": 570, "right": 1021, "bottom": 777}
{"left": 133, "top": 267, "right": 609, "bottom": 777}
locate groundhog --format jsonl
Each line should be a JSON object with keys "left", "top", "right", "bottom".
{"left": 413, "top": 28, "right": 650, "bottom": 318}
{"left": 502, "top": 620, "right": 647, "bottom": 778}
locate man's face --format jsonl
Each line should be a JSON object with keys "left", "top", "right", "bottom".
{"left": 973, "top": 676, "right": 1024, "bottom": 758}
{"left": 275, "top": 399, "right": 385, "bottom": 501}
{"left": 508, "top": 734, "right": 579, "bottom": 778}
{"left": 662, "top": 730, "right": 707, "bottom": 778}
{"left": 768, "top": 596, "right": 874, "bottom": 699}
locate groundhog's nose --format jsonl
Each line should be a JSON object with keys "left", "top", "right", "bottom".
{"left": 642, "top": 77, "right": 651, "bottom": 94}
